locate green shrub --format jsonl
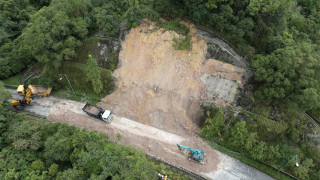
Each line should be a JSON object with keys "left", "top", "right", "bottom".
{"left": 86, "top": 55, "right": 103, "bottom": 94}
{"left": 59, "top": 62, "right": 113, "bottom": 96}
{"left": 200, "top": 108, "right": 225, "bottom": 140}
{"left": 75, "top": 37, "right": 108, "bottom": 64}
{"left": 31, "top": 160, "right": 44, "bottom": 170}
{"left": 2, "top": 73, "right": 21, "bottom": 86}
{"left": 107, "top": 51, "right": 118, "bottom": 71}
{"left": 157, "top": 20, "right": 190, "bottom": 36}
{"left": 116, "top": 133, "right": 122, "bottom": 142}
{"left": 48, "top": 164, "right": 59, "bottom": 176}
{"left": 227, "top": 121, "right": 248, "bottom": 149}
{"left": 173, "top": 36, "right": 191, "bottom": 50}
{"left": 29, "top": 76, "right": 56, "bottom": 88}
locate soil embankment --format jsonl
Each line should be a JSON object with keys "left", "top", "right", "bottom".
{"left": 99, "top": 21, "right": 245, "bottom": 136}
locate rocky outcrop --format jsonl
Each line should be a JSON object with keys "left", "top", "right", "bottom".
{"left": 196, "top": 27, "right": 248, "bottom": 68}
{"left": 196, "top": 27, "right": 253, "bottom": 106}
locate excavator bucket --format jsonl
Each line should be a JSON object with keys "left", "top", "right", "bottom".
{"left": 11, "top": 99, "right": 20, "bottom": 106}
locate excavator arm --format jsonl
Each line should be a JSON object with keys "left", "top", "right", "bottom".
{"left": 177, "top": 144, "right": 202, "bottom": 155}
{"left": 23, "top": 73, "right": 40, "bottom": 90}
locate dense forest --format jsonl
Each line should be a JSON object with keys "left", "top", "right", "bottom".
{"left": 1, "top": 0, "right": 320, "bottom": 179}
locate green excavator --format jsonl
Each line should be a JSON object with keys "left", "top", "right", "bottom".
{"left": 177, "top": 144, "right": 205, "bottom": 164}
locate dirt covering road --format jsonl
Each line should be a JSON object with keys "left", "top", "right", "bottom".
{"left": 7, "top": 89, "right": 219, "bottom": 176}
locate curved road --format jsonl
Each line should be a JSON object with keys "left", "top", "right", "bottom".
{"left": 7, "top": 88, "right": 274, "bottom": 180}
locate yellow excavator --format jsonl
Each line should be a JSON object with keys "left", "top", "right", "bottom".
{"left": 11, "top": 74, "right": 39, "bottom": 109}
{"left": 11, "top": 88, "right": 33, "bottom": 109}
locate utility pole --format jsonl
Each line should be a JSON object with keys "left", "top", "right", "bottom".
{"left": 59, "top": 74, "right": 76, "bottom": 96}
{"left": 278, "top": 155, "right": 299, "bottom": 172}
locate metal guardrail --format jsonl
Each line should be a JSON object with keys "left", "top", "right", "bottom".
{"left": 145, "top": 155, "right": 206, "bottom": 180}
{"left": 303, "top": 111, "right": 320, "bottom": 130}
{"left": 305, "top": 112, "right": 320, "bottom": 127}
{"left": 4, "top": 84, "right": 18, "bottom": 89}
{"left": 288, "top": 99, "right": 320, "bottom": 131}
{"left": 210, "top": 141, "right": 299, "bottom": 180}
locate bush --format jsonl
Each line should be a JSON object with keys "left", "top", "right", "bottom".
{"left": 200, "top": 108, "right": 225, "bottom": 140}
{"left": 157, "top": 20, "right": 190, "bottom": 36}
{"left": 29, "top": 76, "right": 56, "bottom": 88}
{"left": 59, "top": 62, "right": 113, "bottom": 95}
{"left": 107, "top": 51, "right": 118, "bottom": 71}
{"left": 86, "top": 55, "right": 103, "bottom": 94}
{"left": 173, "top": 36, "right": 191, "bottom": 50}
{"left": 227, "top": 121, "right": 248, "bottom": 149}
{"left": 31, "top": 160, "right": 44, "bottom": 170}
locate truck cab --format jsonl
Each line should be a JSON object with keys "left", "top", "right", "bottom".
{"left": 102, "top": 110, "right": 113, "bottom": 123}
{"left": 17, "top": 85, "right": 25, "bottom": 95}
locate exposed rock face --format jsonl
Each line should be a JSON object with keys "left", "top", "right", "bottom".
{"left": 94, "top": 40, "right": 120, "bottom": 68}
{"left": 99, "top": 21, "right": 250, "bottom": 135}
{"left": 201, "top": 75, "right": 240, "bottom": 104}
{"left": 92, "top": 25, "right": 127, "bottom": 69}
{"left": 197, "top": 27, "right": 248, "bottom": 69}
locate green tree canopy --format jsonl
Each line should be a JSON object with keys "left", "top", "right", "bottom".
{"left": 0, "top": 81, "right": 10, "bottom": 107}
{"left": 0, "top": 111, "right": 158, "bottom": 179}
{"left": 228, "top": 121, "right": 248, "bottom": 149}
{"left": 86, "top": 54, "right": 103, "bottom": 94}
{"left": 0, "top": 0, "right": 36, "bottom": 46}
{"left": 200, "top": 108, "right": 225, "bottom": 140}
{"left": 19, "top": 0, "right": 89, "bottom": 69}
{"left": 252, "top": 38, "right": 320, "bottom": 110}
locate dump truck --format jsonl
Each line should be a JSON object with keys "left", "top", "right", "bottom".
{"left": 82, "top": 102, "right": 113, "bottom": 123}
{"left": 17, "top": 84, "right": 52, "bottom": 96}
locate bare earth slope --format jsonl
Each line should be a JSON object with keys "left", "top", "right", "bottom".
{"left": 99, "top": 22, "right": 245, "bottom": 136}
